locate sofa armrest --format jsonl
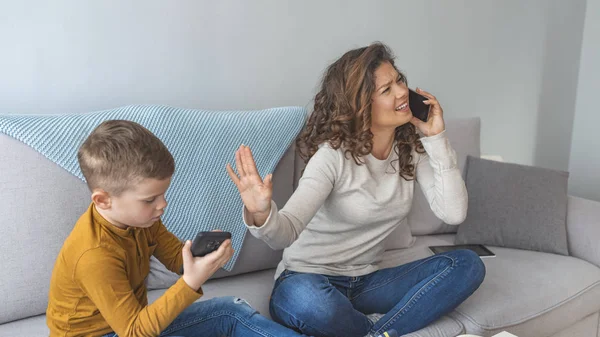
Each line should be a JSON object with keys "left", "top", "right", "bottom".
{"left": 567, "top": 195, "right": 600, "bottom": 268}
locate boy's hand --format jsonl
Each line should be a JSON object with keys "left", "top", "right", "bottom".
{"left": 181, "top": 239, "right": 233, "bottom": 291}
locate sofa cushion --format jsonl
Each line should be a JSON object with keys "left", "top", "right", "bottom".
{"left": 402, "top": 316, "right": 464, "bottom": 337}
{"left": 450, "top": 244, "right": 600, "bottom": 336}
{"left": 383, "top": 234, "right": 600, "bottom": 336}
{"left": 455, "top": 156, "right": 569, "bottom": 255}
{"left": 0, "top": 134, "right": 91, "bottom": 324}
{"left": 550, "top": 312, "right": 599, "bottom": 337}
{"left": 0, "top": 314, "right": 49, "bottom": 336}
{"left": 566, "top": 195, "right": 600, "bottom": 268}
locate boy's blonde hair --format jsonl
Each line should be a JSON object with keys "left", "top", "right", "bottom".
{"left": 77, "top": 120, "right": 175, "bottom": 196}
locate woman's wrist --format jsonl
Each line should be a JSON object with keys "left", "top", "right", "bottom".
{"left": 252, "top": 207, "right": 271, "bottom": 227}
{"left": 421, "top": 129, "right": 446, "bottom": 139}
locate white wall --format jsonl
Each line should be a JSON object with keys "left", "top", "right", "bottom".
{"left": 534, "top": 0, "right": 586, "bottom": 171}
{"left": 0, "top": 0, "right": 587, "bottom": 167}
{"left": 569, "top": 0, "right": 600, "bottom": 201}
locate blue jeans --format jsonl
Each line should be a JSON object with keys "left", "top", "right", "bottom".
{"left": 102, "top": 296, "right": 309, "bottom": 337}
{"left": 269, "top": 250, "right": 486, "bottom": 337}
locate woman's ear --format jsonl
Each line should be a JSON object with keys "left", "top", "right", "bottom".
{"left": 91, "top": 189, "right": 111, "bottom": 210}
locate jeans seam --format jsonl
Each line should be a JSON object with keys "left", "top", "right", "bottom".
{"left": 161, "top": 309, "right": 276, "bottom": 337}
{"left": 350, "top": 254, "right": 455, "bottom": 301}
{"left": 370, "top": 254, "right": 458, "bottom": 334}
{"left": 271, "top": 301, "right": 332, "bottom": 337}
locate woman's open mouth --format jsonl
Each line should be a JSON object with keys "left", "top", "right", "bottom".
{"left": 395, "top": 102, "right": 409, "bottom": 112}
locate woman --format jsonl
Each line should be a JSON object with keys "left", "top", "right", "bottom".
{"left": 226, "top": 42, "right": 485, "bottom": 337}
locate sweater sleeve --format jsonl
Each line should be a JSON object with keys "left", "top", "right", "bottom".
{"left": 74, "top": 247, "right": 201, "bottom": 337}
{"left": 416, "top": 130, "right": 468, "bottom": 225}
{"left": 152, "top": 220, "right": 184, "bottom": 274}
{"left": 243, "top": 145, "right": 339, "bottom": 250}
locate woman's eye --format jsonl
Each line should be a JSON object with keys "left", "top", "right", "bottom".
{"left": 382, "top": 88, "right": 390, "bottom": 94}
{"left": 145, "top": 198, "right": 156, "bottom": 203}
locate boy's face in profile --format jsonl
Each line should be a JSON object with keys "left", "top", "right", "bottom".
{"left": 95, "top": 177, "right": 171, "bottom": 229}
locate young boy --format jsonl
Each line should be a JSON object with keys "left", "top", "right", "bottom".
{"left": 46, "top": 120, "right": 308, "bottom": 337}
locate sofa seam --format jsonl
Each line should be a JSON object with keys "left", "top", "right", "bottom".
{"left": 596, "top": 312, "right": 600, "bottom": 337}
{"left": 454, "top": 279, "right": 600, "bottom": 330}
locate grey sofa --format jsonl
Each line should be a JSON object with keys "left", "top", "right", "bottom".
{"left": 1, "top": 118, "right": 599, "bottom": 337}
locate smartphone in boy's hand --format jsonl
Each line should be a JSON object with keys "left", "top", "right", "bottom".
{"left": 182, "top": 232, "right": 234, "bottom": 291}
{"left": 191, "top": 231, "right": 232, "bottom": 257}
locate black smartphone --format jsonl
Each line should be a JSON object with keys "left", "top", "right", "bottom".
{"left": 408, "top": 89, "right": 430, "bottom": 122}
{"left": 191, "top": 231, "right": 232, "bottom": 257}
{"left": 428, "top": 244, "right": 496, "bottom": 258}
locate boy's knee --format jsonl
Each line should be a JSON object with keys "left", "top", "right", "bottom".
{"left": 217, "top": 296, "right": 258, "bottom": 316}
{"left": 232, "top": 296, "right": 256, "bottom": 313}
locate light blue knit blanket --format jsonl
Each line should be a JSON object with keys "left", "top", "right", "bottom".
{"left": 0, "top": 105, "right": 307, "bottom": 270}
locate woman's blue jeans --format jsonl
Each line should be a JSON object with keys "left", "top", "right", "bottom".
{"left": 269, "top": 250, "right": 486, "bottom": 337}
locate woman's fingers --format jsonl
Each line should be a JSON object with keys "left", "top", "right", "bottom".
{"left": 423, "top": 99, "right": 439, "bottom": 107}
{"left": 235, "top": 147, "right": 246, "bottom": 177}
{"left": 242, "top": 146, "right": 260, "bottom": 176}
{"left": 416, "top": 87, "right": 435, "bottom": 100}
{"left": 263, "top": 173, "right": 273, "bottom": 190}
{"left": 229, "top": 145, "right": 267, "bottom": 189}
{"left": 423, "top": 97, "right": 443, "bottom": 115}
{"left": 226, "top": 163, "right": 240, "bottom": 187}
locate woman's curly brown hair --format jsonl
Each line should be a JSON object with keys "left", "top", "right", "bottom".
{"left": 296, "top": 42, "right": 425, "bottom": 180}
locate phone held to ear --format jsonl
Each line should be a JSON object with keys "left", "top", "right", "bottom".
{"left": 408, "top": 88, "right": 429, "bottom": 122}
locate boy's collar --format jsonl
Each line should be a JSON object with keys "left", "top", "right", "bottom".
{"left": 90, "top": 203, "right": 134, "bottom": 236}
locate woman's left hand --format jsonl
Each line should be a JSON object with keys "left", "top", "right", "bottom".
{"left": 410, "top": 88, "right": 445, "bottom": 137}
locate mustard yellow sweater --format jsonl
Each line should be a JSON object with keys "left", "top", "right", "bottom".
{"left": 47, "top": 204, "right": 202, "bottom": 337}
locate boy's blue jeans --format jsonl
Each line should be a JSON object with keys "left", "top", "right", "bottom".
{"left": 269, "top": 250, "right": 486, "bottom": 337}
{"left": 102, "top": 296, "right": 308, "bottom": 337}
